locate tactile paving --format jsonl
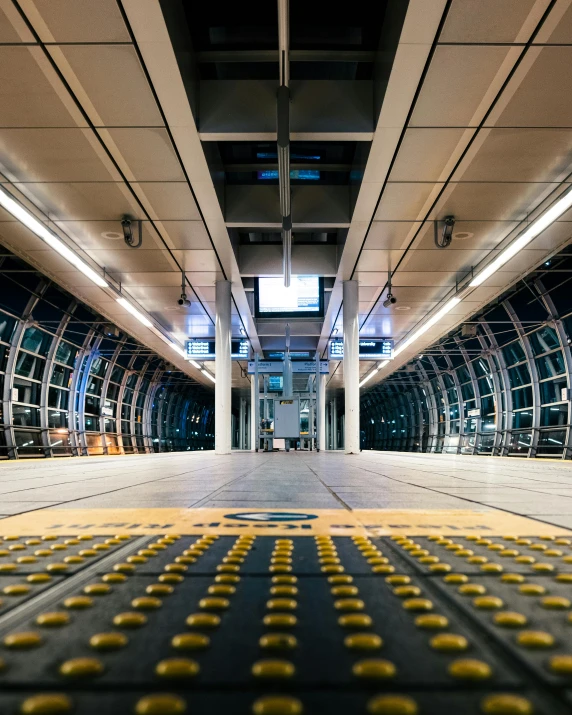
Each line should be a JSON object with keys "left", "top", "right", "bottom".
{"left": 0, "top": 532, "right": 571, "bottom": 714}
{"left": 382, "top": 534, "right": 572, "bottom": 576}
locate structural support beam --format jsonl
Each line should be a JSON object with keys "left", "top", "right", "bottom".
{"left": 318, "top": 373, "right": 326, "bottom": 451}
{"left": 215, "top": 280, "right": 232, "bottom": 454}
{"left": 343, "top": 280, "right": 360, "bottom": 454}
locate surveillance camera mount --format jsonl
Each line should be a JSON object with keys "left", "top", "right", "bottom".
{"left": 178, "top": 270, "right": 191, "bottom": 308}
{"left": 383, "top": 270, "right": 397, "bottom": 308}
{"left": 434, "top": 215, "right": 455, "bottom": 249}
{"left": 121, "top": 215, "right": 143, "bottom": 249}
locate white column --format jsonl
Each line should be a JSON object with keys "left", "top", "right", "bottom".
{"left": 215, "top": 280, "right": 232, "bottom": 454}
{"left": 239, "top": 398, "right": 245, "bottom": 450}
{"left": 250, "top": 373, "right": 257, "bottom": 451}
{"left": 318, "top": 373, "right": 326, "bottom": 450}
{"left": 343, "top": 280, "right": 360, "bottom": 454}
{"left": 332, "top": 397, "right": 338, "bottom": 450}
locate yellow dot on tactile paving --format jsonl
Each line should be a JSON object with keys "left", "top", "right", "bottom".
{"left": 259, "top": 633, "right": 297, "bottom": 650}
{"left": 155, "top": 658, "right": 199, "bottom": 679}
{"left": 557, "top": 573, "right": 572, "bottom": 583}
{"left": 542, "top": 596, "right": 571, "bottom": 609}
{"left": 4, "top": 631, "right": 43, "bottom": 649}
{"left": 186, "top": 613, "right": 221, "bottom": 629}
{"left": 344, "top": 633, "right": 383, "bottom": 651}
{"left": 429, "top": 633, "right": 469, "bottom": 652}
{"left": 208, "top": 584, "right": 236, "bottom": 597}
{"left": 20, "top": 694, "right": 73, "bottom": 714}
{"left": 217, "top": 574, "right": 241, "bottom": 584}
{"left": 147, "top": 584, "right": 174, "bottom": 597}
{"left": 135, "top": 695, "right": 187, "bottom": 715}
{"left": 386, "top": 575, "right": 411, "bottom": 585}
{"left": 3, "top": 584, "right": 31, "bottom": 597}
{"left": 334, "top": 598, "right": 364, "bottom": 612}
{"left": 252, "top": 696, "right": 303, "bottom": 715}
{"left": 443, "top": 574, "right": 468, "bottom": 584}
{"left": 171, "top": 633, "right": 210, "bottom": 651}
{"left": 263, "top": 614, "right": 297, "bottom": 628}
{"left": 517, "top": 631, "right": 555, "bottom": 649}
{"left": 159, "top": 574, "right": 184, "bottom": 585}
{"left": 429, "top": 564, "right": 452, "bottom": 573}
{"left": 84, "top": 584, "right": 111, "bottom": 596}
{"left": 271, "top": 586, "right": 299, "bottom": 597}
{"left": 548, "top": 654, "right": 572, "bottom": 675}
{"left": 493, "top": 612, "right": 528, "bottom": 628}
{"left": 473, "top": 596, "right": 504, "bottom": 610}
{"left": 46, "top": 563, "right": 69, "bottom": 574}
{"left": 199, "top": 597, "right": 230, "bottom": 611}
{"left": 480, "top": 694, "right": 533, "bottom": 715}
{"left": 403, "top": 598, "right": 433, "bottom": 612}
{"left": 328, "top": 575, "right": 353, "bottom": 585}
{"left": 89, "top": 632, "right": 128, "bottom": 651}
{"left": 448, "top": 658, "right": 492, "bottom": 680}
{"left": 352, "top": 659, "right": 396, "bottom": 679}
{"left": 519, "top": 584, "right": 546, "bottom": 596}
{"left": 480, "top": 563, "right": 503, "bottom": 574}
{"left": 367, "top": 694, "right": 418, "bottom": 715}
{"left": 59, "top": 658, "right": 104, "bottom": 678}
{"left": 272, "top": 575, "right": 297, "bottom": 584}
{"left": 414, "top": 614, "right": 449, "bottom": 629}
{"left": 0, "top": 564, "right": 17, "bottom": 573}
{"left": 252, "top": 659, "right": 295, "bottom": 679}
{"left": 458, "top": 584, "right": 486, "bottom": 596}
{"left": 36, "top": 612, "right": 70, "bottom": 628}
{"left": 393, "top": 586, "right": 421, "bottom": 598}
{"left": 132, "top": 597, "right": 162, "bottom": 611}
{"left": 113, "top": 563, "right": 135, "bottom": 574}
{"left": 27, "top": 574, "right": 52, "bottom": 584}
{"left": 501, "top": 574, "right": 525, "bottom": 584}
{"left": 372, "top": 565, "right": 395, "bottom": 574}
{"left": 113, "top": 612, "right": 148, "bottom": 628}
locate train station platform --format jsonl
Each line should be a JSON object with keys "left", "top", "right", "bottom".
{"left": 1, "top": 452, "right": 572, "bottom": 714}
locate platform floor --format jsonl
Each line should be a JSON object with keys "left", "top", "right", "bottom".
{"left": 2, "top": 450, "right": 572, "bottom": 529}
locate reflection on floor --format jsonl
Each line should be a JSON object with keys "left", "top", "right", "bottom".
{"left": 1, "top": 450, "right": 572, "bottom": 529}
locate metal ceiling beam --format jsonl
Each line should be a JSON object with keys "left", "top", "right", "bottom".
{"left": 277, "top": 0, "right": 291, "bottom": 288}
{"left": 197, "top": 50, "right": 376, "bottom": 63}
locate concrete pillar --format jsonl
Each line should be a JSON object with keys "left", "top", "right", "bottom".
{"left": 246, "top": 401, "right": 251, "bottom": 450}
{"left": 239, "top": 398, "right": 245, "bottom": 450}
{"left": 215, "top": 280, "right": 232, "bottom": 454}
{"left": 318, "top": 373, "right": 326, "bottom": 450}
{"left": 343, "top": 280, "right": 360, "bottom": 454}
{"left": 250, "top": 373, "right": 257, "bottom": 451}
{"left": 332, "top": 397, "right": 338, "bottom": 450}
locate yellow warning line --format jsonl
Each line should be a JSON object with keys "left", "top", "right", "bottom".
{"left": 0, "top": 508, "right": 569, "bottom": 537}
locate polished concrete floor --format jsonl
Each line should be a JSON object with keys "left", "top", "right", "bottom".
{"left": 2, "top": 450, "right": 572, "bottom": 528}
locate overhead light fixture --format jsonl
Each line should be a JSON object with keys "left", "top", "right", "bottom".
{"left": 393, "top": 296, "right": 461, "bottom": 359}
{"left": 169, "top": 343, "right": 186, "bottom": 359}
{"left": 190, "top": 360, "right": 201, "bottom": 369}
{"left": 470, "top": 188, "right": 572, "bottom": 287}
{"left": 0, "top": 185, "right": 108, "bottom": 287}
{"left": 201, "top": 369, "right": 216, "bottom": 383}
{"left": 377, "top": 360, "right": 390, "bottom": 369}
{"left": 359, "top": 367, "right": 379, "bottom": 388}
{"left": 116, "top": 297, "right": 153, "bottom": 328}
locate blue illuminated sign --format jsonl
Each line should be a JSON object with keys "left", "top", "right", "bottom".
{"left": 185, "top": 339, "right": 249, "bottom": 361}
{"left": 328, "top": 338, "right": 394, "bottom": 361}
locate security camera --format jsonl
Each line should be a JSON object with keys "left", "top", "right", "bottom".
{"left": 178, "top": 293, "right": 191, "bottom": 308}
{"left": 121, "top": 215, "right": 142, "bottom": 248}
{"left": 434, "top": 215, "right": 455, "bottom": 248}
{"left": 383, "top": 293, "right": 397, "bottom": 308}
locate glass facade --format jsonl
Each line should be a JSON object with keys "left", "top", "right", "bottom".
{"left": 361, "top": 248, "right": 572, "bottom": 459}
{"left": 0, "top": 251, "right": 214, "bottom": 459}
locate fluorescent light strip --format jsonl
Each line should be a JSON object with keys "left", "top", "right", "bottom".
{"left": 359, "top": 367, "right": 379, "bottom": 388}
{"left": 116, "top": 297, "right": 153, "bottom": 328}
{"left": 169, "top": 343, "right": 187, "bottom": 359}
{"left": 393, "top": 297, "right": 461, "bottom": 359}
{"left": 470, "top": 187, "right": 572, "bottom": 287}
{"left": 190, "top": 360, "right": 201, "bottom": 370}
{"left": 0, "top": 186, "right": 108, "bottom": 288}
{"left": 201, "top": 369, "right": 216, "bottom": 383}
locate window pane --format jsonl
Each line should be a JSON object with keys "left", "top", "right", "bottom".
{"left": 48, "top": 387, "right": 69, "bottom": 410}
{"left": 0, "top": 311, "right": 16, "bottom": 343}
{"left": 12, "top": 405, "right": 41, "bottom": 427}
{"left": 512, "top": 386, "right": 533, "bottom": 409}
{"left": 457, "top": 366, "right": 471, "bottom": 384}
{"left": 14, "top": 429, "right": 43, "bottom": 454}
{"left": 20, "top": 327, "right": 51, "bottom": 355}
{"left": 51, "top": 363, "right": 72, "bottom": 388}
{"left": 478, "top": 375, "right": 494, "bottom": 396}
{"left": 503, "top": 341, "right": 525, "bottom": 367}
{"left": 536, "top": 351, "right": 565, "bottom": 380}
{"left": 529, "top": 326, "right": 559, "bottom": 356}
{"left": 473, "top": 358, "right": 490, "bottom": 378}
{"left": 537, "top": 429, "right": 566, "bottom": 455}
{"left": 90, "top": 357, "right": 108, "bottom": 377}
{"left": 85, "top": 395, "right": 100, "bottom": 414}
{"left": 14, "top": 352, "right": 44, "bottom": 381}
{"left": 461, "top": 382, "right": 475, "bottom": 401}
{"left": 48, "top": 410, "right": 67, "bottom": 429}
{"left": 540, "top": 404, "right": 568, "bottom": 427}
{"left": 508, "top": 363, "right": 531, "bottom": 388}
{"left": 539, "top": 377, "right": 568, "bottom": 404}
{"left": 13, "top": 378, "right": 41, "bottom": 405}
{"left": 509, "top": 431, "right": 532, "bottom": 453}
{"left": 54, "top": 340, "right": 77, "bottom": 367}
{"left": 513, "top": 410, "right": 533, "bottom": 429}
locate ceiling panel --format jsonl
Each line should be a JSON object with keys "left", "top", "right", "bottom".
{"left": 534, "top": 4, "right": 572, "bottom": 43}
{"left": 453, "top": 128, "right": 572, "bottom": 183}
{"left": 134, "top": 183, "right": 202, "bottom": 221}
{"left": 398, "top": 247, "right": 490, "bottom": 273}
{"left": 374, "top": 183, "right": 444, "bottom": 221}
{"left": 363, "top": 221, "right": 422, "bottom": 250}
{"left": 493, "top": 47, "right": 572, "bottom": 128}
{"left": 83, "top": 247, "right": 175, "bottom": 273}
{"left": 440, "top": 0, "right": 542, "bottom": 43}
{"left": 0, "top": 128, "right": 119, "bottom": 182}
{"left": 0, "top": 5, "right": 34, "bottom": 42}
{"left": 101, "top": 128, "right": 186, "bottom": 182}
{"left": 409, "top": 46, "right": 512, "bottom": 127}
{"left": 389, "top": 128, "right": 468, "bottom": 182}
{"left": 412, "top": 219, "right": 521, "bottom": 251}
{"left": 51, "top": 45, "right": 164, "bottom": 127}
{"left": 24, "top": 0, "right": 131, "bottom": 42}
{"left": 0, "top": 47, "right": 79, "bottom": 127}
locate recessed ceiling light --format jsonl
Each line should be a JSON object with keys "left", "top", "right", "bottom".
{"left": 395, "top": 306, "right": 411, "bottom": 311}
{"left": 453, "top": 231, "right": 473, "bottom": 240}
{"left": 101, "top": 231, "right": 123, "bottom": 240}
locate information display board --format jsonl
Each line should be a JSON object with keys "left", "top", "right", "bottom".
{"left": 254, "top": 276, "right": 324, "bottom": 319}
{"left": 185, "top": 339, "right": 249, "bottom": 361}
{"left": 248, "top": 361, "right": 329, "bottom": 374}
{"left": 328, "top": 338, "right": 394, "bottom": 360}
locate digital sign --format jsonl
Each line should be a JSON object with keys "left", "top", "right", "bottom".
{"left": 328, "top": 338, "right": 394, "bottom": 361}
{"left": 255, "top": 276, "right": 324, "bottom": 319}
{"left": 185, "top": 339, "right": 249, "bottom": 361}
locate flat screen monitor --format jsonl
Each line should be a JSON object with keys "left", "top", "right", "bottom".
{"left": 186, "top": 339, "right": 249, "bottom": 361}
{"left": 255, "top": 276, "right": 324, "bottom": 319}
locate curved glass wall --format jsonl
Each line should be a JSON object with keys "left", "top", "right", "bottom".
{"left": 361, "top": 247, "right": 572, "bottom": 459}
{"left": 0, "top": 250, "right": 214, "bottom": 458}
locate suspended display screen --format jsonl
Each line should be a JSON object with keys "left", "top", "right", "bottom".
{"left": 328, "top": 338, "right": 394, "bottom": 360}
{"left": 255, "top": 276, "right": 324, "bottom": 319}
{"left": 185, "top": 339, "right": 249, "bottom": 361}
